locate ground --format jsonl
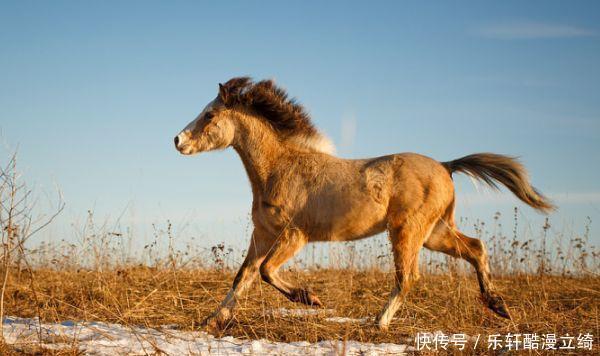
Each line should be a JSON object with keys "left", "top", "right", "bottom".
{"left": 2, "top": 268, "right": 598, "bottom": 354}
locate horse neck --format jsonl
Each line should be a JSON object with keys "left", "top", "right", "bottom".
{"left": 231, "top": 112, "right": 287, "bottom": 196}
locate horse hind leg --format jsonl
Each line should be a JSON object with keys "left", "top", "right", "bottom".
{"left": 376, "top": 221, "right": 430, "bottom": 330}
{"left": 259, "top": 229, "right": 322, "bottom": 306}
{"left": 424, "top": 222, "right": 511, "bottom": 319}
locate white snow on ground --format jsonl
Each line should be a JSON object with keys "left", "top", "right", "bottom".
{"left": 268, "top": 307, "right": 336, "bottom": 318}
{"left": 3, "top": 316, "right": 415, "bottom": 355}
{"left": 323, "top": 317, "right": 371, "bottom": 325}
{"left": 269, "top": 309, "right": 371, "bottom": 324}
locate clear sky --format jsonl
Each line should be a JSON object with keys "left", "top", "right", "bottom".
{"left": 1, "top": 1, "right": 599, "bottom": 250}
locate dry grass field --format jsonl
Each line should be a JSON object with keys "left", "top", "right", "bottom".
{"left": 1, "top": 213, "right": 598, "bottom": 354}
{"left": 2, "top": 267, "right": 599, "bottom": 352}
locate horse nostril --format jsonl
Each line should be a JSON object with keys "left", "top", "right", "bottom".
{"left": 174, "top": 135, "right": 180, "bottom": 147}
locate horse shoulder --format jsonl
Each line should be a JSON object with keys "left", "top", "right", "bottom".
{"left": 252, "top": 153, "right": 318, "bottom": 233}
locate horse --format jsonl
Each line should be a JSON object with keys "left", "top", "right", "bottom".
{"left": 174, "top": 77, "right": 554, "bottom": 331}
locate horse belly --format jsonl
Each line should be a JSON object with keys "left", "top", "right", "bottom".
{"left": 303, "top": 199, "right": 388, "bottom": 242}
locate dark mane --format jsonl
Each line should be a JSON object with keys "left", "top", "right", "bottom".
{"left": 219, "top": 77, "right": 319, "bottom": 139}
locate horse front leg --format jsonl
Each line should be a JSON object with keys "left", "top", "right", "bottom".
{"left": 259, "top": 229, "right": 322, "bottom": 306}
{"left": 202, "top": 227, "right": 271, "bottom": 331}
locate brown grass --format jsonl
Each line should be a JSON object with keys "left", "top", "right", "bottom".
{"left": 1, "top": 218, "right": 599, "bottom": 356}
{"left": 2, "top": 209, "right": 598, "bottom": 354}
{"left": 4, "top": 267, "right": 599, "bottom": 351}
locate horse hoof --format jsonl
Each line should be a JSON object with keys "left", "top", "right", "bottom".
{"left": 293, "top": 289, "right": 323, "bottom": 307}
{"left": 306, "top": 292, "right": 323, "bottom": 307}
{"left": 375, "top": 315, "right": 390, "bottom": 331}
{"left": 377, "top": 322, "right": 390, "bottom": 331}
{"left": 202, "top": 318, "right": 221, "bottom": 334}
{"left": 485, "top": 294, "right": 512, "bottom": 320}
{"left": 201, "top": 310, "right": 233, "bottom": 333}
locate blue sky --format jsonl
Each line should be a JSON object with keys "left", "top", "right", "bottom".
{"left": 1, "top": 1, "right": 599, "bottom": 249}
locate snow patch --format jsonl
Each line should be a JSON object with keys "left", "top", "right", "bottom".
{"left": 269, "top": 308, "right": 336, "bottom": 318}
{"left": 324, "top": 316, "right": 372, "bottom": 325}
{"left": 3, "top": 316, "right": 414, "bottom": 355}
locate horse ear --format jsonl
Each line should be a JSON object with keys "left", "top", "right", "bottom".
{"left": 218, "top": 83, "right": 229, "bottom": 103}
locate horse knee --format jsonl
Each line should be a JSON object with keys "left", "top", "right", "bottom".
{"left": 465, "top": 237, "right": 489, "bottom": 266}
{"left": 470, "top": 238, "right": 486, "bottom": 255}
{"left": 259, "top": 263, "right": 273, "bottom": 284}
{"left": 403, "top": 272, "right": 420, "bottom": 289}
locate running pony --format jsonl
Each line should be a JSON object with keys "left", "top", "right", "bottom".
{"left": 174, "top": 77, "right": 554, "bottom": 330}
